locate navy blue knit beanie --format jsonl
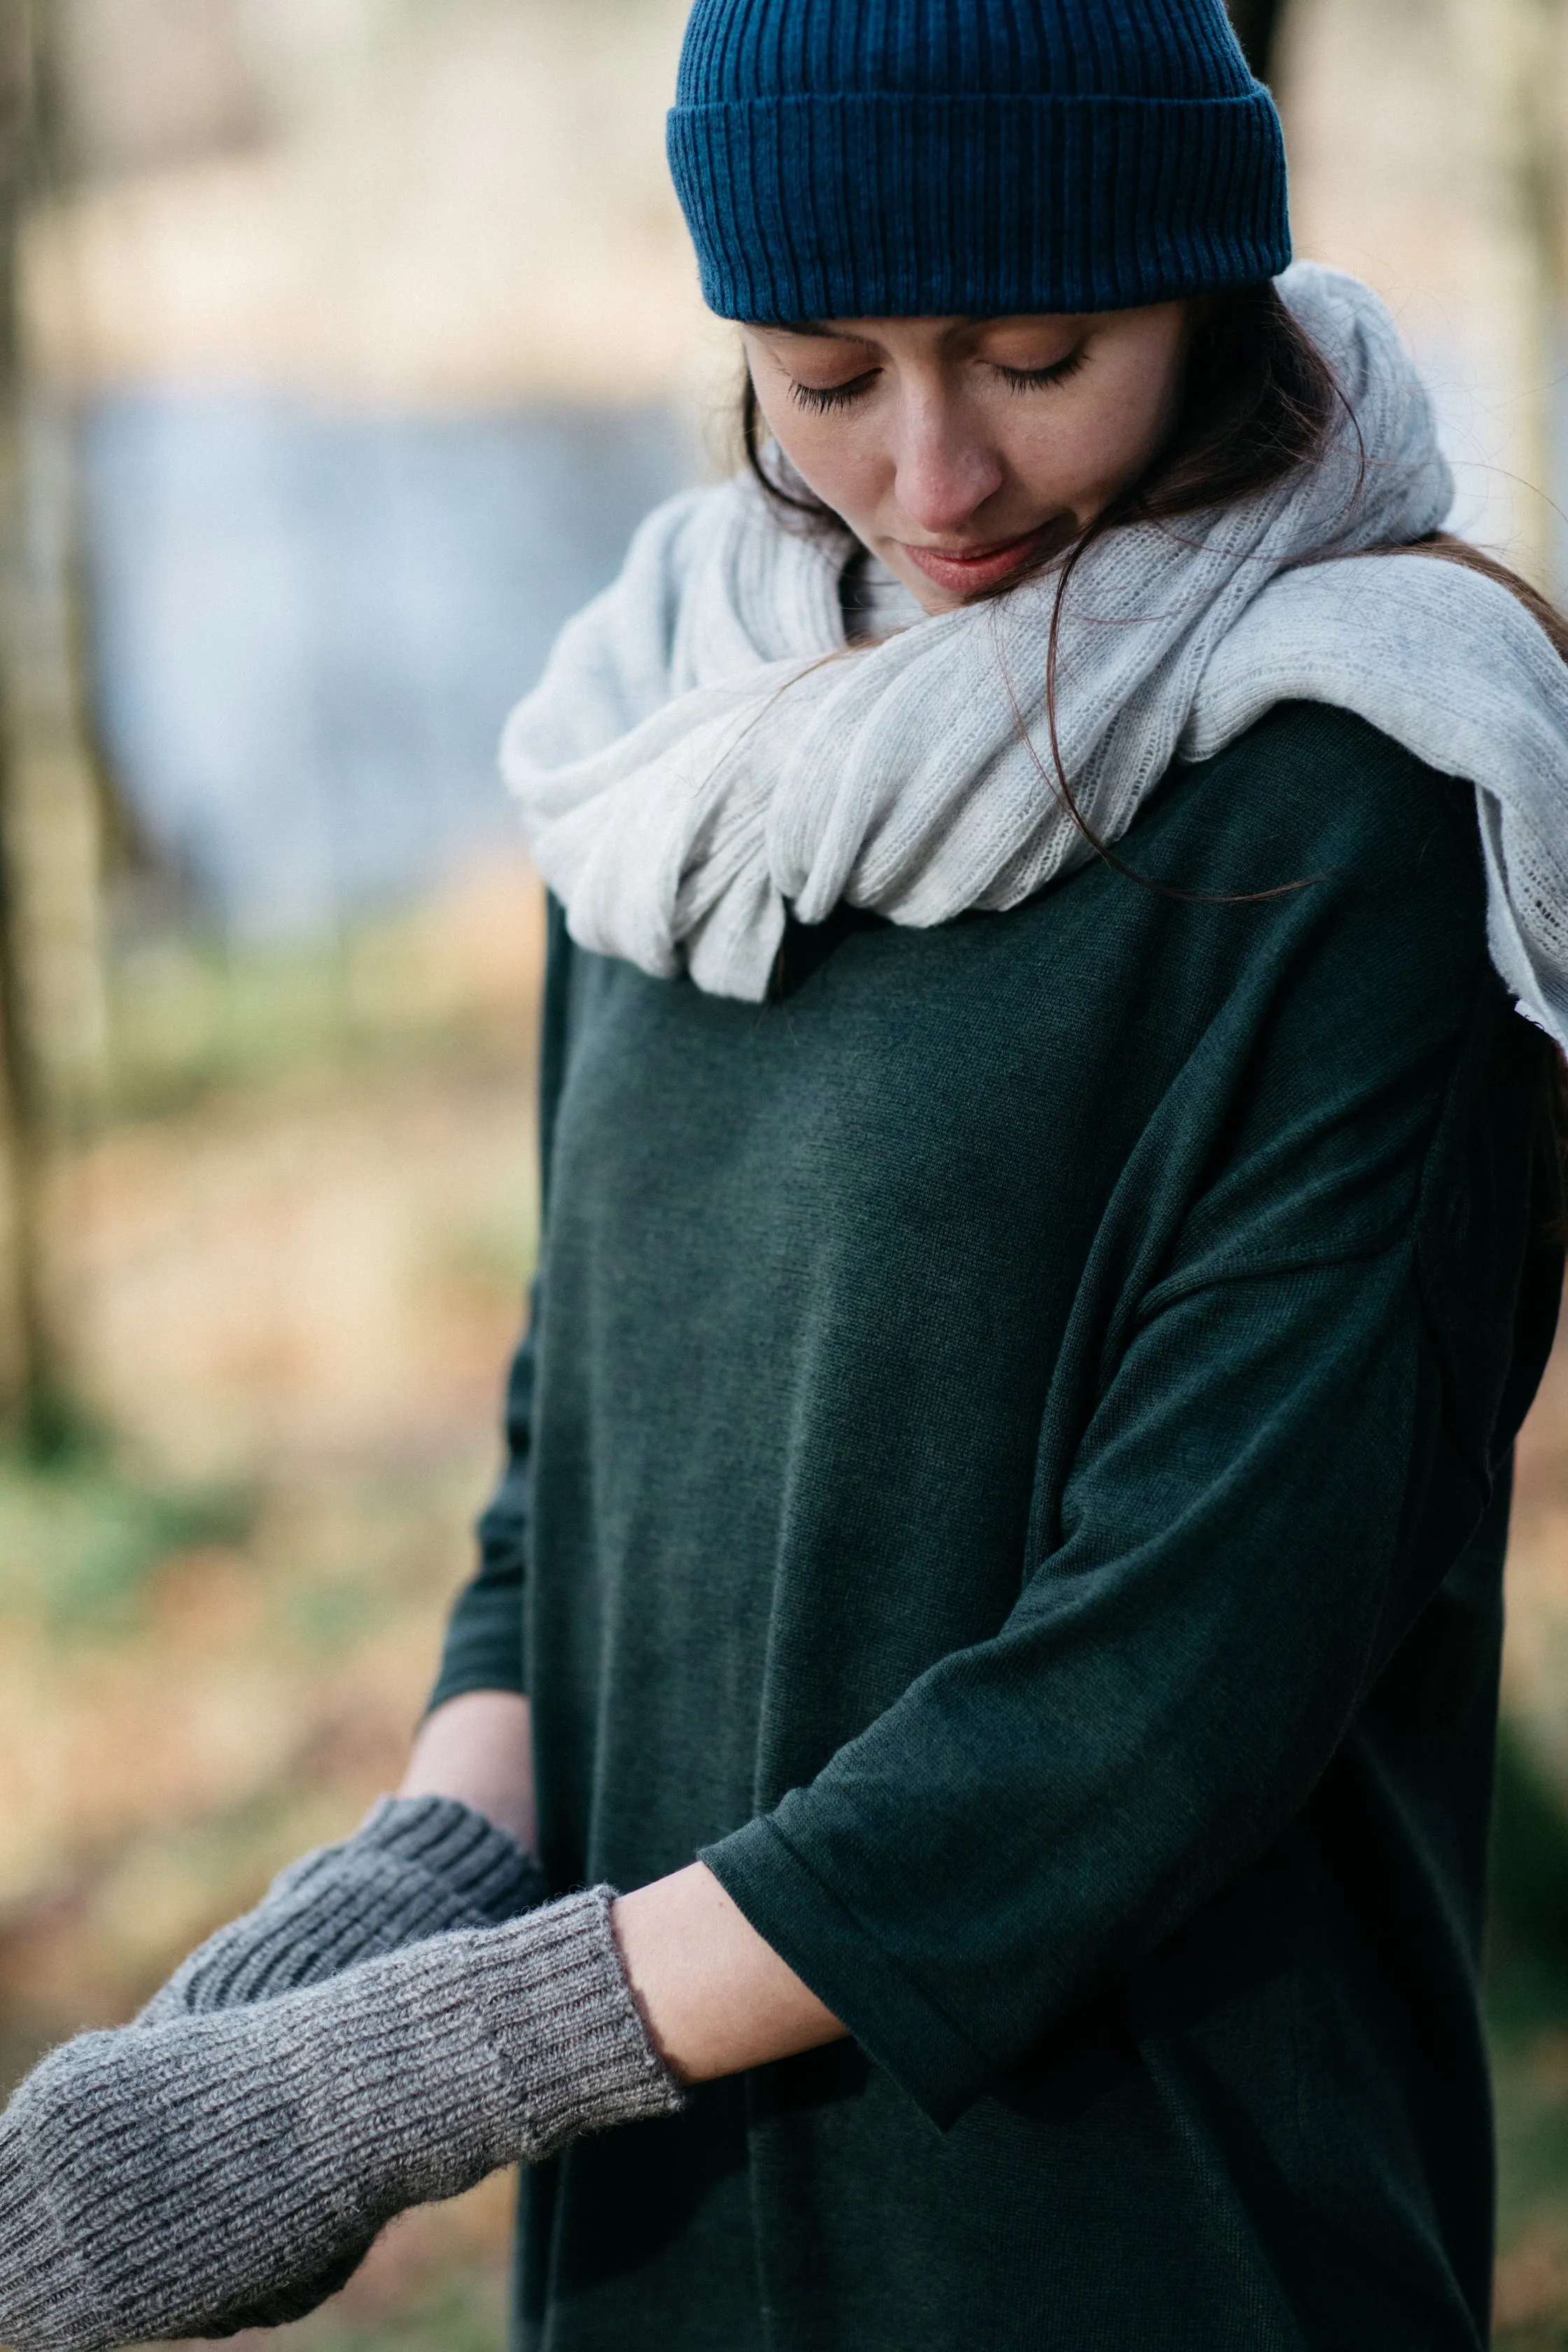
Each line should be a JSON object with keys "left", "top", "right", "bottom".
{"left": 666, "top": 0, "right": 1290, "bottom": 322}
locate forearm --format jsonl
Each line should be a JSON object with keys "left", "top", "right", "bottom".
{"left": 402, "top": 1693, "right": 843, "bottom": 2080}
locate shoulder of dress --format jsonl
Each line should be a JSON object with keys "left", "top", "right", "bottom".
{"left": 1183, "top": 697, "right": 1480, "bottom": 879}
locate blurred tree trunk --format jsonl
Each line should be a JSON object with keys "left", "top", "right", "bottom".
{"left": 0, "top": 0, "right": 106, "bottom": 1441}
{"left": 1445, "top": 0, "right": 1564, "bottom": 590}
{"left": 1226, "top": 0, "right": 1289, "bottom": 82}
{"left": 0, "top": 0, "right": 43, "bottom": 1431}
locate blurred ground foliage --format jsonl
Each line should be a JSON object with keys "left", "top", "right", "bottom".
{"left": 1482, "top": 1326, "right": 1568, "bottom": 2349}
{"left": 0, "top": 1446, "right": 249, "bottom": 1632}
{"left": 1491, "top": 1722, "right": 1568, "bottom": 2348}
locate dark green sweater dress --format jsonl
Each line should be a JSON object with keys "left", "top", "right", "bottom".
{"left": 431, "top": 701, "right": 1564, "bottom": 2352}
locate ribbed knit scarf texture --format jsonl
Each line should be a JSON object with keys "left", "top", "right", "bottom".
{"left": 501, "top": 262, "right": 1568, "bottom": 1046}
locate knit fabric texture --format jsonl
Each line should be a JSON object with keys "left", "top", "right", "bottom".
{"left": 0, "top": 1889, "right": 683, "bottom": 2352}
{"left": 666, "top": 0, "right": 1290, "bottom": 321}
{"left": 500, "top": 263, "right": 1568, "bottom": 1051}
{"left": 137, "top": 1795, "right": 547, "bottom": 2025}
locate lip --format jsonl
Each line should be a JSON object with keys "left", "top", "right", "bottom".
{"left": 898, "top": 526, "right": 1049, "bottom": 596}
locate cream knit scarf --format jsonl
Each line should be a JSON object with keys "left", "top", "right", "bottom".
{"left": 501, "top": 263, "right": 1568, "bottom": 1047}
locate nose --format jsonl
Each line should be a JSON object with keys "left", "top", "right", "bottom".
{"left": 890, "top": 386, "right": 1005, "bottom": 536}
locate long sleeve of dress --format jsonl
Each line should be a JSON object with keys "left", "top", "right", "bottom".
{"left": 428, "top": 899, "right": 579, "bottom": 1712}
{"left": 427, "top": 1301, "right": 537, "bottom": 1707}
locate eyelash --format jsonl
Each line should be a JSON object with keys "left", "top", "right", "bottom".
{"left": 788, "top": 375, "right": 876, "bottom": 412}
{"left": 996, "top": 348, "right": 1087, "bottom": 394}
{"left": 787, "top": 347, "right": 1087, "bottom": 413}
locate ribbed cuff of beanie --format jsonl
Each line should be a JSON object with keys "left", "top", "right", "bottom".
{"left": 667, "top": 88, "right": 1292, "bottom": 323}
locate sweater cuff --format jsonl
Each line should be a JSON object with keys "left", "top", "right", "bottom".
{"left": 479, "top": 1888, "right": 686, "bottom": 2158}
{"left": 698, "top": 1815, "right": 993, "bottom": 2129}
{"left": 355, "top": 1796, "right": 545, "bottom": 1921}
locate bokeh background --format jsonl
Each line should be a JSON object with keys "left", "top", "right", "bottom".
{"left": 0, "top": 3, "right": 1566, "bottom": 2346}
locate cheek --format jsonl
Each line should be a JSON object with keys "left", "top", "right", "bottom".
{"left": 1010, "top": 357, "right": 1178, "bottom": 512}
{"left": 1089, "top": 329, "right": 1190, "bottom": 481}
{"left": 758, "top": 400, "right": 885, "bottom": 524}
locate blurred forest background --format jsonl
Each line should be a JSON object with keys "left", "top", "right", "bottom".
{"left": 0, "top": 1, "right": 1566, "bottom": 2347}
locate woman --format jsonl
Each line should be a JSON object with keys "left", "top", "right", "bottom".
{"left": 3, "top": 2, "right": 1567, "bottom": 2347}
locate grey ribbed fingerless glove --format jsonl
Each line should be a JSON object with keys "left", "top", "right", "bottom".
{"left": 138, "top": 1793, "right": 548, "bottom": 2024}
{"left": 123, "top": 1793, "right": 552, "bottom": 2332}
{"left": 0, "top": 1887, "right": 683, "bottom": 2352}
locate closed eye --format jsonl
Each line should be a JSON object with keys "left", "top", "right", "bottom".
{"left": 993, "top": 349, "right": 1087, "bottom": 393}
{"left": 789, "top": 371, "right": 880, "bottom": 413}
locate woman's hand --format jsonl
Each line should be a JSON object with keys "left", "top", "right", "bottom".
{"left": 0, "top": 1691, "right": 845, "bottom": 2352}
{"left": 138, "top": 1793, "right": 545, "bottom": 2026}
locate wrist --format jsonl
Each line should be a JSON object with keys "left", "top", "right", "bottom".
{"left": 612, "top": 1863, "right": 845, "bottom": 2084}
{"left": 400, "top": 1690, "right": 538, "bottom": 1854}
